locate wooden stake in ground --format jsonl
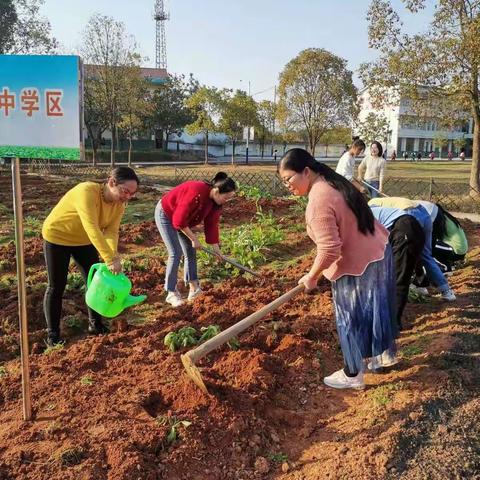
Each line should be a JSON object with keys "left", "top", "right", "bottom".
{"left": 11, "top": 158, "right": 32, "bottom": 421}
{"left": 181, "top": 284, "right": 304, "bottom": 393}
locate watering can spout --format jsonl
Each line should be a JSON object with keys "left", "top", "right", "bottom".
{"left": 123, "top": 294, "right": 147, "bottom": 309}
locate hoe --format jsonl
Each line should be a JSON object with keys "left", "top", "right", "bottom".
{"left": 181, "top": 284, "right": 304, "bottom": 393}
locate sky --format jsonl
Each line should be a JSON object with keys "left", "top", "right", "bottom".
{"left": 42, "top": 0, "right": 436, "bottom": 101}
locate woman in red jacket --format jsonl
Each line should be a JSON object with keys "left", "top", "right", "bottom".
{"left": 155, "top": 172, "right": 236, "bottom": 306}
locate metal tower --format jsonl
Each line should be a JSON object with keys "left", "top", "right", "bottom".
{"left": 154, "top": 0, "right": 169, "bottom": 70}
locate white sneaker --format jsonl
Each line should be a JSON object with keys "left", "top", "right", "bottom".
{"left": 166, "top": 290, "right": 185, "bottom": 307}
{"left": 368, "top": 350, "right": 399, "bottom": 371}
{"left": 323, "top": 369, "right": 365, "bottom": 390}
{"left": 187, "top": 287, "right": 203, "bottom": 302}
{"left": 410, "top": 284, "right": 429, "bottom": 296}
{"left": 441, "top": 288, "right": 456, "bottom": 301}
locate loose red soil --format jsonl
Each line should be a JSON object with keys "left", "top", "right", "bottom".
{"left": 0, "top": 174, "right": 479, "bottom": 480}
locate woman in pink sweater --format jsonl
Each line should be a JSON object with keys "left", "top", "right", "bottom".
{"left": 279, "top": 149, "right": 397, "bottom": 389}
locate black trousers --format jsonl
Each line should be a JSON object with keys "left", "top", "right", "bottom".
{"left": 389, "top": 216, "right": 425, "bottom": 328}
{"left": 43, "top": 240, "right": 101, "bottom": 341}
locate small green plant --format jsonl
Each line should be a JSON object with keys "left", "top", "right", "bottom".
{"left": 43, "top": 342, "right": 65, "bottom": 355}
{"left": 408, "top": 290, "right": 429, "bottom": 303}
{"left": 66, "top": 272, "right": 84, "bottom": 292}
{"left": 164, "top": 327, "right": 198, "bottom": 352}
{"left": 0, "top": 365, "right": 7, "bottom": 378}
{"left": 51, "top": 447, "right": 84, "bottom": 466}
{"left": 289, "top": 195, "right": 308, "bottom": 214}
{"left": 122, "top": 258, "right": 134, "bottom": 272}
{"left": 198, "top": 206, "right": 284, "bottom": 279}
{"left": 238, "top": 183, "right": 272, "bottom": 202}
{"left": 133, "top": 234, "right": 144, "bottom": 245}
{"left": 198, "top": 325, "right": 221, "bottom": 343}
{"left": 80, "top": 375, "right": 94, "bottom": 387}
{"left": 156, "top": 415, "right": 192, "bottom": 446}
{"left": 401, "top": 336, "right": 431, "bottom": 359}
{"left": 228, "top": 337, "right": 241, "bottom": 350}
{"left": 64, "top": 315, "right": 82, "bottom": 329}
{"left": 268, "top": 452, "right": 289, "bottom": 463}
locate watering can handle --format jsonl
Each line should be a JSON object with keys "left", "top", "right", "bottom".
{"left": 87, "top": 263, "right": 103, "bottom": 289}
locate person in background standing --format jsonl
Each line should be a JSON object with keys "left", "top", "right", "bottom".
{"left": 335, "top": 138, "right": 367, "bottom": 192}
{"left": 447, "top": 150, "right": 453, "bottom": 161}
{"left": 358, "top": 141, "right": 386, "bottom": 198}
{"left": 390, "top": 150, "right": 397, "bottom": 162}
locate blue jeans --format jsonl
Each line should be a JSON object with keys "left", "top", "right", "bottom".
{"left": 155, "top": 203, "right": 198, "bottom": 292}
{"left": 365, "top": 180, "right": 380, "bottom": 198}
{"left": 407, "top": 206, "right": 449, "bottom": 291}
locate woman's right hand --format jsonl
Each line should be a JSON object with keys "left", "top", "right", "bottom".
{"left": 191, "top": 237, "right": 202, "bottom": 249}
{"left": 108, "top": 257, "right": 122, "bottom": 274}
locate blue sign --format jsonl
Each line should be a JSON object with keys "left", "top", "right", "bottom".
{"left": 0, "top": 55, "right": 82, "bottom": 160}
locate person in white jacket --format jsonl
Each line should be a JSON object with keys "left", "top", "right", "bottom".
{"left": 358, "top": 141, "right": 386, "bottom": 198}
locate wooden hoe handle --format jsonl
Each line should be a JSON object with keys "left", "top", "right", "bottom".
{"left": 185, "top": 284, "right": 304, "bottom": 363}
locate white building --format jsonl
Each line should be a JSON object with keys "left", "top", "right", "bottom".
{"left": 358, "top": 87, "right": 473, "bottom": 157}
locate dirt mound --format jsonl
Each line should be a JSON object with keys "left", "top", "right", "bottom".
{"left": 120, "top": 221, "right": 160, "bottom": 247}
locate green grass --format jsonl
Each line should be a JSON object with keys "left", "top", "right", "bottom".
{"left": 0, "top": 145, "right": 80, "bottom": 161}
{"left": 80, "top": 375, "right": 94, "bottom": 386}
{"left": 43, "top": 343, "right": 65, "bottom": 355}
{"left": 401, "top": 336, "right": 431, "bottom": 359}
{"left": 367, "top": 382, "right": 403, "bottom": 407}
{"left": 268, "top": 452, "right": 289, "bottom": 463}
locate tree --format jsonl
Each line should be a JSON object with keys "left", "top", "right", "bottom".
{"left": 0, "top": 0, "right": 57, "bottom": 54}
{"left": 433, "top": 132, "right": 448, "bottom": 159}
{"left": 356, "top": 112, "right": 390, "bottom": 146}
{"left": 257, "top": 100, "right": 276, "bottom": 158}
{"left": 454, "top": 136, "right": 466, "bottom": 156}
{"left": 84, "top": 76, "right": 109, "bottom": 165}
{"left": 118, "top": 70, "right": 151, "bottom": 166}
{"left": 362, "top": 0, "right": 480, "bottom": 195}
{"left": 219, "top": 90, "right": 258, "bottom": 164}
{"left": 80, "top": 14, "right": 142, "bottom": 167}
{"left": 185, "top": 86, "right": 224, "bottom": 164}
{"left": 0, "top": 0, "right": 17, "bottom": 53}
{"left": 277, "top": 48, "right": 357, "bottom": 156}
{"left": 150, "top": 74, "right": 196, "bottom": 151}
{"left": 320, "top": 127, "right": 351, "bottom": 157}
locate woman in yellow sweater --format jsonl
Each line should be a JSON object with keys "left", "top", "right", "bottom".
{"left": 42, "top": 166, "right": 139, "bottom": 346}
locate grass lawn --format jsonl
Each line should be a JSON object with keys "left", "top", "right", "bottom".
{"left": 139, "top": 160, "right": 472, "bottom": 182}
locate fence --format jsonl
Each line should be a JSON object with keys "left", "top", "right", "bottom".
{"left": 1, "top": 161, "right": 479, "bottom": 213}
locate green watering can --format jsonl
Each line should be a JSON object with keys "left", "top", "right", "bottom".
{"left": 85, "top": 263, "right": 147, "bottom": 318}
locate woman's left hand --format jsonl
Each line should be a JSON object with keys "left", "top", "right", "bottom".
{"left": 211, "top": 244, "right": 223, "bottom": 258}
{"left": 298, "top": 273, "right": 318, "bottom": 292}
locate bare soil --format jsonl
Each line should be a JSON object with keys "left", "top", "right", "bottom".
{"left": 0, "top": 174, "right": 479, "bottom": 480}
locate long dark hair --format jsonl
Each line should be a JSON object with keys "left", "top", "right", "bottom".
{"left": 280, "top": 148, "right": 375, "bottom": 235}
{"left": 208, "top": 171, "right": 237, "bottom": 193}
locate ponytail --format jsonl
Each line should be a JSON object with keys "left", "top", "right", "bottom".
{"left": 208, "top": 171, "right": 237, "bottom": 194}
{"left": 280, "top": 148, "right": 375, "bottom": 235}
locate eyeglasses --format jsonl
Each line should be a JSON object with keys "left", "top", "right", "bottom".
{"left": 117, "top": 184, "right": 137, "bottom": 198}
{"left": 281, "top": 173, "right": 298, "bottom": 186}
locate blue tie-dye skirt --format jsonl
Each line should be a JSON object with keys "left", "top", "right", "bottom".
{"left": 331, "top": 243, "right": 397, "bottom": 374}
